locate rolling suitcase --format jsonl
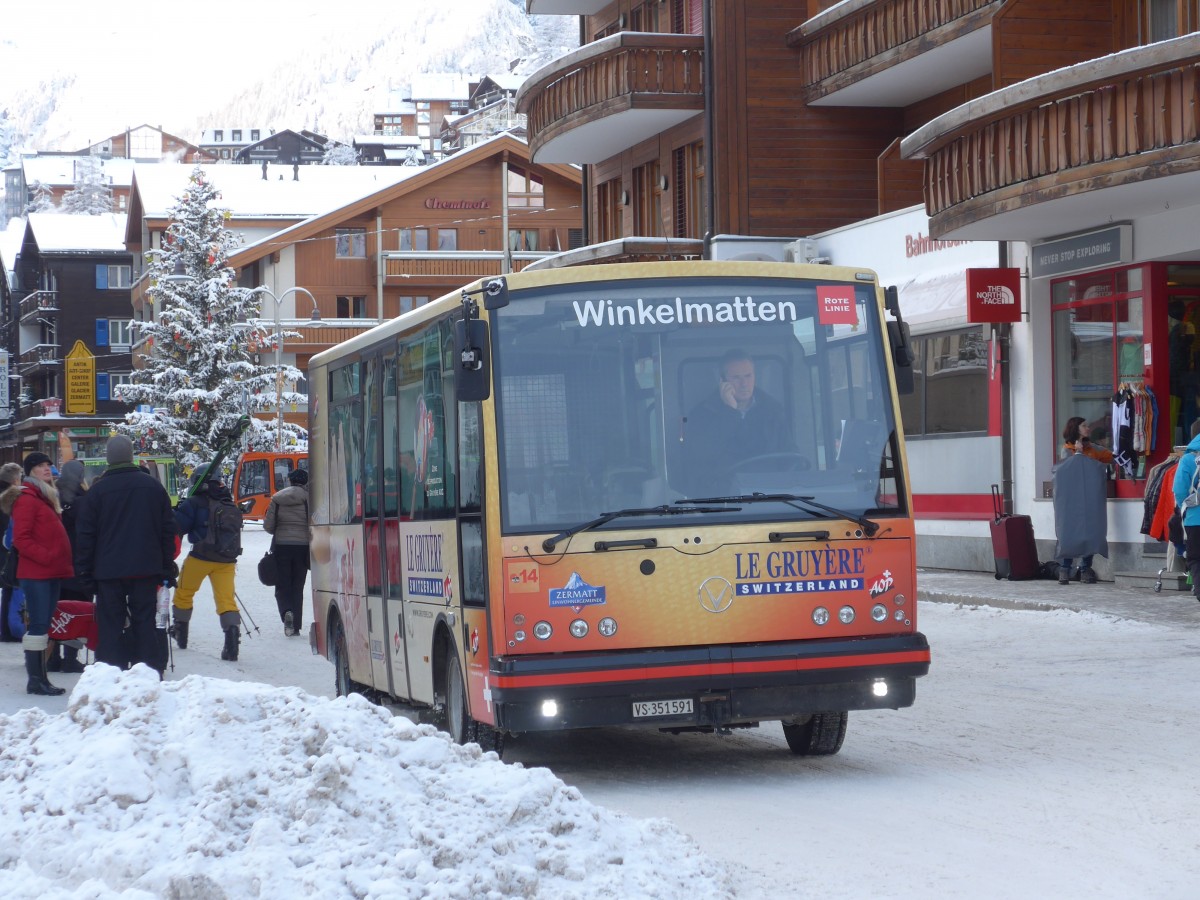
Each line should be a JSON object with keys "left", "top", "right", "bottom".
{"left": 989, "top": 484, "right": 1040, "bottom": 580}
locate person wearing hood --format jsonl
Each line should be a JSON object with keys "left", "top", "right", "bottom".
{"left": 0, "top": 452, "right": 74, "bottom": 695}
{"left": 46, "top": 459, "right": 91, "bottom": 673}
{"left": 0, "top": 461, "right": 25, "bottom": 643}
{"left": 74, "top": 436, "right": 177, "bottom": 675}
{"left": 263, "top": 467, "right": 310, "bottom": 637}
{"left": 1172, "top": 427, "right": 1200, "bottom": 601}
{"left": 173, "top": 465, "right": 244, "bottom": 660}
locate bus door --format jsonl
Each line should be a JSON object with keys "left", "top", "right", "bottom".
{"left": 381, "top": 352, "right": 411, "bottom": 699}
{"left": 361, "top": 354, "right": 392, "bottom": 692}
{"left": 399, "top": 326, "right": 458, "bottom": 706}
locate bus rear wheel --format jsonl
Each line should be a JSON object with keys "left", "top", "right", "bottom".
{"left": 782, "top": 712, "right": 847, "bottom": 756}
{"left": 443, "top": 649, "right": 504, "bottom": 757}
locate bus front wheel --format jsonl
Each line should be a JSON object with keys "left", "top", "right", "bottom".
{"left": 443, "top": 649, "right": 504, "bottom": 757}
{"left": 782, "top": 712, "right": 847, "bottom": 756}
{"left": 331, "top": 618, "right": 358, "bottom": 698}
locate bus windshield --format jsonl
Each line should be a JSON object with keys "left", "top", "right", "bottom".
{"left": 491, "top": 275, "right": 904, "bottom": 533}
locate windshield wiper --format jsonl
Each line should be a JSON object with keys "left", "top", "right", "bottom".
{"left": 541, "top": 504, "right": 737, "bottom": 552}
{"left": 678, "top": 493, "right": 880, "bottom": 537}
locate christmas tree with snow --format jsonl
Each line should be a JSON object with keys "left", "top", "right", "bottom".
{"left": 113, "top": 166, "right": 305, "bottom": 475}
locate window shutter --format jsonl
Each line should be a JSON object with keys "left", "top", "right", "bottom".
{"left": 95, "top": 265, "right": 108, "bottom": 289}
{"left": 97, "top": 373, "right": 110, "bottom": 401}
{"left": 96, "top": 320, "right": 109, "bottom": 346}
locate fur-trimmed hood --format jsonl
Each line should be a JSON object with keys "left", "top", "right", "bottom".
{"left": 1, "top": 478, "right": 61, "bottom": 516}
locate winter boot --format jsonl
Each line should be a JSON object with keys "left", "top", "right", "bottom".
{"left": 59, "top": 643, "right": 85, "bottom": 673}
{"left": 1058, "top": 565, "right": 1070, "bottom": 586}
{"left": 1080, "top": 567, "right": 1098, "bottom": 584}
{"left": 221, "top": 625, "right": 240, "bottom": 661}
{"left": 24, "top": 636, "right": 65, "bottom": 696}
{"left": 172, "top": 606, "right": 191, "bottom": 649}
{"left": 46, "top": 643, "right": 63, "bottom": 671}
{"left": 284, "top": 610, "right": 295, "bottom": 637}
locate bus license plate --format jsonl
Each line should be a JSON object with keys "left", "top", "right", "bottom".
{"left": 632, "top": 698, "right": 693, "bottom": 718}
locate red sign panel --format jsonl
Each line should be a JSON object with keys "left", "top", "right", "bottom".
{"left": 817, "top": 285, "right": 858, "bottom": 325}
{"left": 966, "top": 268, "right": 1022, "bottom": 323}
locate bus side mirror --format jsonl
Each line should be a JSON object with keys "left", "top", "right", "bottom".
{"left": 455, "top": 317, "right": 491, "bottom": 402}
{"left": 884, "top": 285, "right": 915, "bottom": 395}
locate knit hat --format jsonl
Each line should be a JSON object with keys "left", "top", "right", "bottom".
{"left": 22, "top": 452, "right": 53, "bottom": 477}
{"left": 288, "top": 468, "right": 309, "bottom": 486}
{"left": 106, "top": 435, "right": 135, "bottom": 466}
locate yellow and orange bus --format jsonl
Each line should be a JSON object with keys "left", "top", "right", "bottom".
{"left": 231, "top": 451, "right": 308, "bottom": 520}
{"left": 307, "top": 261, "right": 930, "bottom": 756}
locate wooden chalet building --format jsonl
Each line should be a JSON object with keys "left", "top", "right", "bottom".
{"left": 1, "top": 214, "right": 136, "bottom": 462}
{"left": 233, "top": 129, "right": 328, "bottom": 166}
{"left": 128, "top": 137, "right": 581, "bottom": 435}
{"left": 517, "top": 1, "right": 1200, "bottom": 578}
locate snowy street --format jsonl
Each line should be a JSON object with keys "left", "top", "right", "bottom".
{"left": 2, "top": 526, "right": 1198, "bottom": 897}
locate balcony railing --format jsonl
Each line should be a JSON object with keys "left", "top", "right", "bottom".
{"left": 517, "top": 32, "right": 704, "bottom": 163}
{"left": 524, "top": 237, "right": 706, "bottom": 270}
{"left": 383, "top": 251, "right": 554, "bottom": 279}
{"left": 789, "top": 0, "right": 1000, "bottom": 102}
{"left": 900, "top": 35, "right": 1200, "bottom": 236}
{"left": 19, "top": 291, "right": 59, "bottom": 324}
{"left": 18, "top": 344, "right": 62, "bottom": 372}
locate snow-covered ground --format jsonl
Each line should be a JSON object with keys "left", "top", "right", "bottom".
{"left": 2, "top": 526, "right": 1198, "bottom": 898}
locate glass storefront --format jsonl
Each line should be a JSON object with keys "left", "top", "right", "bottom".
{"left": 1051, "top": 262, "right": 1200, "bottom": 495}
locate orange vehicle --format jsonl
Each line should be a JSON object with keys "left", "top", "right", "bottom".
{"left": 231, "top": 451, "right": 308, "bottom": 520}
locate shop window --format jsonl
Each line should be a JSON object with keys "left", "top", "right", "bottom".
{"left": 899, "top": 328, "right": 988, "bottom": 437}
{"left": 1052, "top": 268, "right": 1147, "bottom": 477}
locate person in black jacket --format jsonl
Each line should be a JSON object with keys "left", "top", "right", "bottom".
{"left": 74, "top": 436, "right": 177, "bottom": 675}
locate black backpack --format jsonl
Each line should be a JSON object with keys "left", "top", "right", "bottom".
{"left": 194, "top": 493, "right": 243, "bottom": 563}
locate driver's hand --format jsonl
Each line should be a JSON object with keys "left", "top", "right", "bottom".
{"left": 720, "top": 380, "right": 737, "bottom": 409}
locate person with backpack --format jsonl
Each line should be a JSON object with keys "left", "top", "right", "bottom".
{"left": 173, "top": 464, "right": 244, "bottom": 660}
{"left": 74, "top": 436, "right": 177, "bottom": 676}
{"left": 263, "top": 467, "right": 310, "bottom": 637}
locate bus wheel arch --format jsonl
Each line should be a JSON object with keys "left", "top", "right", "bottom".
{"left": 433, "top": 625, "right": 503, "bottom": 757}
{"left": 781, "top": 711, "right": 848, "bottom": 756}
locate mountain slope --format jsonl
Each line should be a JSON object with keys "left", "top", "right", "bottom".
{"left": 0, "top": 0, "right": 577, "bottom": 157}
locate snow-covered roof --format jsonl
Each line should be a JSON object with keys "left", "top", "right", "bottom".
{"left": 25, "top": 213, "right": 128, "bottom": 252}
{"left": 0, "top": 217, "right": 26, "bottom": 271}
{"left": 353, "top": 134, "right": 421, "bottom": 148}
{"left": 22, "top": 156, "right": 136, "bottom": 189}
{"left": 409, "top": 74, "right": 476, "bottom": 100}
{"left": 478, "top": 73, "right": 523, "bottom": 91}
{"left": 130, "top": 163, "right": 419, "bottom": 220}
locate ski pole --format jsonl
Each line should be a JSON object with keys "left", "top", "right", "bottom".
{"left": 234, "top": 590, "right": 261, "bottom": 636}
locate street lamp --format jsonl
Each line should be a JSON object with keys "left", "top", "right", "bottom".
{"left": 248, "top": 285, "right": 321, "bottom": 452}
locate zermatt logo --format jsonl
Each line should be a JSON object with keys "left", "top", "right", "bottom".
{"left": 548, "top": 572, "right": 606, "bottom": 611}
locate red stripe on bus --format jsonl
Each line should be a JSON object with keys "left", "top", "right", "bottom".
{"left": 912, "top": 493, "right": 993, "bottom": 520}
{"left": 492, "top": 649, "right": 931, "bottom": 690}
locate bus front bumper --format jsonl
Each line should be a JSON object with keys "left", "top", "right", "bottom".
{"left": 489, "top": 632, "right": 930, "bottom": 734}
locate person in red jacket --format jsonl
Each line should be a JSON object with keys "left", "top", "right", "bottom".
{"left": 0, "top": 452, "right": 76, "bottom": 695}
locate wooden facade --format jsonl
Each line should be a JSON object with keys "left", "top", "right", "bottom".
{"left": 521, "top": 0, "right": 1200, "bottom": 256}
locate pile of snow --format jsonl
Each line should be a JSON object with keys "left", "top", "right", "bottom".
{"left": 0, "top": 666, "right": 733, "bottom": 899}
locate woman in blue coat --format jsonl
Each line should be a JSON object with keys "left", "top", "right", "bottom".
{"left": 1171, "top": 430, "right": 1200, "bottom": 600}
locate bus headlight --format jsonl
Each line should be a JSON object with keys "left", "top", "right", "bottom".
{"left": 513, "top": 630, "right": 526, "bottom": 642}
{"left": 871, "top": 604, "right": 888, "bottom": 622}
{"left": 812, "top": 607, "right": 830, "bottom": 626}
{"left": 569, "top": 619, "right": 588, "bottom": 638}
{"left": 541, "top": 699, "right": 558, "bottom": 717}
{"left": 838, "top": 605, "right": 855, "bottom": 624}
{"left": 598, "top": 617, "right": 617, "bottom": 637}
{"left": 533, "top": 621, "right": 552, "bottom": 640}
{"left": 894, "top": 594, "right": 906, "bottom": 606}
{"left": 872, "top": 679, "right": 888, "bottom": 697}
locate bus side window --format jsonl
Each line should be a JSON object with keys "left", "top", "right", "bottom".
{"left": 241, "top": 459, "right": 270, "bottom": 497}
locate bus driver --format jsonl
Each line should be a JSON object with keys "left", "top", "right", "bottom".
{"left": 684, "top": 349, "right": 793, "bottom": 492}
